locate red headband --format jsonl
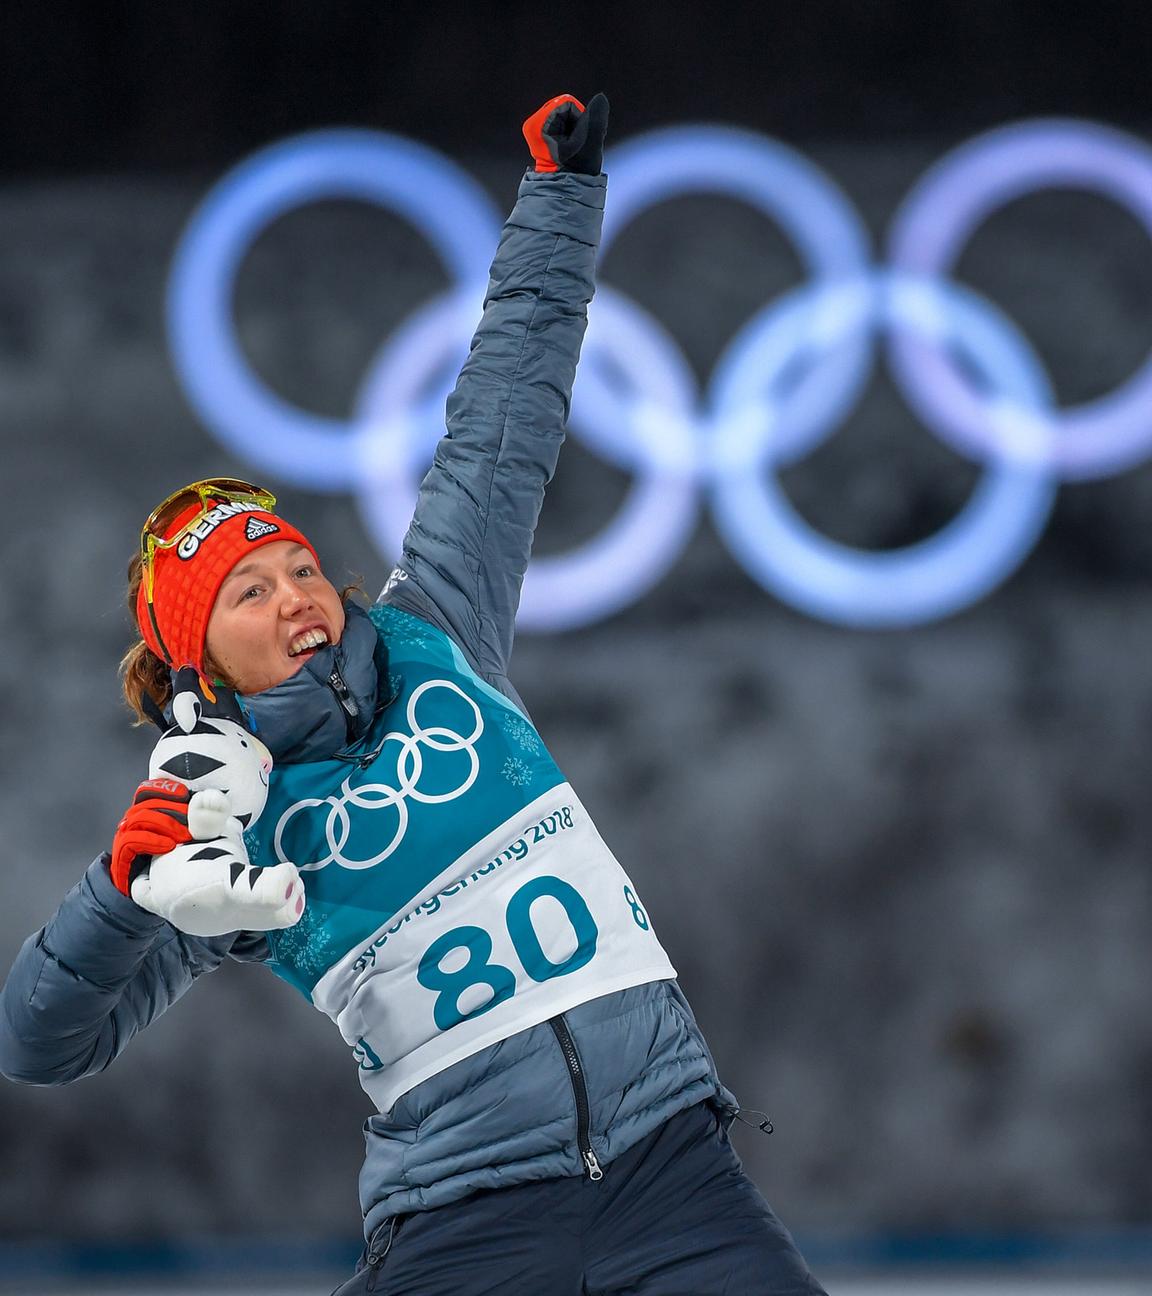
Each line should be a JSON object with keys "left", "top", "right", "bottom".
{"left": 137, "top": 500, "right": 318, "bottom": 675}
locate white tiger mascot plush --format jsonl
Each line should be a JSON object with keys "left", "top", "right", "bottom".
{"left": 130, "top": 672, "right": 305, "bottom": 938}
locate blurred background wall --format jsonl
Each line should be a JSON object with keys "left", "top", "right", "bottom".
{"left": 2, "top": 0, "right": 1152, "bottom": 1284}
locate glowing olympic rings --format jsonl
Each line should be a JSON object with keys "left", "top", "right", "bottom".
{"left": 166, "top": 116, "right": 1152, "bottom": 628}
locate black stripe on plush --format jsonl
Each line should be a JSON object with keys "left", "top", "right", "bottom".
{"left": 189, "top": 846, "right": 231, "bottom": 861}
{"left": 159, "top": 752, "right": 226, "bottom": 781}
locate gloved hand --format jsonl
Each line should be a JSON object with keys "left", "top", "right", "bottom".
{"left": 130, "top": 838, "right": 305, "bottom": 938}
{"left": 522, "top": 92, "right": 609, "bottom": 176}
{"left": 110, "top": 779, "right": 233, "bottom": 895}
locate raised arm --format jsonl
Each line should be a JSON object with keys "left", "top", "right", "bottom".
{"left": 0, "top": 855, "right": 264, "bottom": 1085}
{"left": 384, "top": 94, "right": 608, "bottom": 684}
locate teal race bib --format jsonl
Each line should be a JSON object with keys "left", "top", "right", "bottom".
{"left": 247, "top": 605, "right": 675, "bottom": 1109}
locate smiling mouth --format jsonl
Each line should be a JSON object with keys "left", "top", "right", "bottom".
{"left": 288, "top": 627, "right": 329, "bottom": 658}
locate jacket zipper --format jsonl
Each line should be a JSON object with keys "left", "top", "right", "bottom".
{"left": 327, "top": 666, "right": 359, "bottom": 741}
{"left": 549, "top": 1015, "right": 604, "bottom": 1181}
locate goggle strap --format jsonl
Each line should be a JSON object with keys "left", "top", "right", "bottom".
{"left": 144, "top": 594, "right": 172, "bottom": 666}
{"left": 143, "top": 597, "right": 218, "bottom": 702}
{"left": 141, "top": 691, "right": 169, "bottom": 732}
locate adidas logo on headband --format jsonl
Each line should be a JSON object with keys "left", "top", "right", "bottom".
{"left": 245, "top": 516, "right": 280, "bottom": 542}
{"left": 176, "top": 500, "right": 265, "bottom": 559}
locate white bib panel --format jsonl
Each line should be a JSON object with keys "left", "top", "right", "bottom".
{"left": 311, "top": 785, "right": 676, "bottom": 1113}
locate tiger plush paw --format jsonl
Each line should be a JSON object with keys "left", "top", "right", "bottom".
{"left": 131, "top": 839, "right": 305, "bottom": 937}
{"left": 186, "top": 788, "right": 235, "bottom": 841}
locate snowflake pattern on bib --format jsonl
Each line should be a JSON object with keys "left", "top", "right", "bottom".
{"left": 502, "top": 756, "right": 533, "bottom": 787}
{"left": 270, "top": 901, "right": 336, "bottom": 982}
{"left": 500, "top": 712, "right": 544, "bottom": 756}
{"left": 370, "top": 604, "right": 431, "bottom": 653}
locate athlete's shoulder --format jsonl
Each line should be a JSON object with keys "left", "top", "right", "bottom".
{"left": 369, "top": 598, "right": 456, "bottom": 668}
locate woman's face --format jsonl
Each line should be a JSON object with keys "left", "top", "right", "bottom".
{"left": 205, "top": 541, "right": 346, "bottom": 695}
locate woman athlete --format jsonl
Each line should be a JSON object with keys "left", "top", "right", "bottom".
{"left": 0, "top": 94, "right": 827, "bottom": 1295}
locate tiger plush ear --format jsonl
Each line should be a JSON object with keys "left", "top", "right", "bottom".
{"left": 171, "top": 668, "right": 204, "bottom": 736}
{"left": 169, "top": 666, "right": 252, "bottom": 735}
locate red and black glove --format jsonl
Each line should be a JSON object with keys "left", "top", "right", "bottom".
{"left": 110, "top": 778, "right": 194, "bottom": 896}
{"left": 522, "top": 92, "right": 609, "bottom": 176}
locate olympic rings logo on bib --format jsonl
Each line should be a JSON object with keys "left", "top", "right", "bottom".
{"left": 273, "top": 680, "right": 483, "bottom": 871}
{"left": 167, "top": 118, "right": 1152, "bottom": 629}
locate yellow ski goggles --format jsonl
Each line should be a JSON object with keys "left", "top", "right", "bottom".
{"left": 139, "top": 477, "right": 277, "bottom": 602}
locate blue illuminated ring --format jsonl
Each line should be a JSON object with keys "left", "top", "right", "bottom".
{"left": 887, "top": 119, "right": 1152, "bottom": 480}
{"left": 167, "top": 129, "right": 501, "bottom": 490}
{"left": 352, "top": 126, "right": 877, "bottom": 627}
{"left": 580, "top": 127, "right": 874, "bottom": 472}
{"left": 602, "top": 126, "right": 871, "bottom": 273}
{"left": 165, "top": 118, "right": 1152, "bottom": 630}
{"left": 708, "top": 273, "right": 1058, "bottom": 627}
{"left": 353, "top": 285, "right": 702, "bottom": 630}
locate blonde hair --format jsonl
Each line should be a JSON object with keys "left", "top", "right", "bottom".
{"left": 119, "top": 552, "right": 363, "bottom": 726}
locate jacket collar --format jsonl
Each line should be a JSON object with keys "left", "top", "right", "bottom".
{"left": 237, "top": 600, "right": 383, "bottom": 764}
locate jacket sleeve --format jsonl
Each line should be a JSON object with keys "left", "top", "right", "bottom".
{"left": 382, "top": 168, "right": 606, "bottom": 685}
{"left": 0, "top": 855, "right": 267, "bottom": 1086}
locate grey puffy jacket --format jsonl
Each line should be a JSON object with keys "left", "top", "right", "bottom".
{"left": 0, "top": 169, "right": 735, "bottom": 1248}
